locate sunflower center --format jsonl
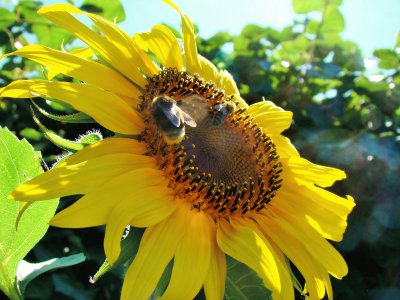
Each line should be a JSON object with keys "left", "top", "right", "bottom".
{"left": 139, "top": 69, "right": 282, "bottom": 219}
{"left": 183, "top": 122, "right": 257, "bottom": 185}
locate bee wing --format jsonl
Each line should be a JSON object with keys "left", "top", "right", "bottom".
{"left": 214, "top": 103, "right": 224, "bottom": 111}
{"left": 182, "top": 110, "right": 197, "bottom": 127}
{"left": 160, "top": 105, "right": 183, "bottom": 127}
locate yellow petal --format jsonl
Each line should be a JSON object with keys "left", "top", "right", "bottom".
{"left": 247, "top": 100, "right": 286, "bottom": 115}
{"left": 276, "top": 191, "right": 348, "bottom": 242}
{"left": 135, "top": 24, "right": 184, "bottom": 70}
{"left": 197, "top": 54, "right": 220, "bottom": 85}
{"left": 236, "top": 218, "right": 294, "bottom": 300}
{"left": 47, "top": 47, "right": 94, "bottom": 79}
{"left": 277, "top": 183, "right": 355, "bottom": 241}
{"left": 57, "top": 138, "right": 147, "bottom": 168}
{"left": 163, "top": 0, "right": 200, "bottom": 72}
{"left": 305, "top": 186, "right": 355, "bottom": 217}
{"left": 161, "top": 211, "right": 213, "bottom": 300}
{"left": 121, "top": 203, "right": 190, "bottom": 300}
{"left": 49, "top": 167, "right": 168, "bottom": 228}
{"left": 0, "top": 80, "right": 143, "bottom": 135}
{"left": 104, "top": 185, "right": 176, "bottom": 264}
{"left": 319, "top": 267, "right": 333, "bottom": 300}
{"left": 69, "top": 47, "right": 94, "bottom": 58}
{"left": 255, "top": 111, "right": 293, "bottom": 134}
{"left": 268, "top": 241, "right": 296, "bottom": 300}
{"left": 196, "top": 54, "right": 247, "bottom": 107}
{"left": 271, "top": 134, "right": 300, "bottom": 158}
{"left": 218, "top": 69, "right": 239, "bottom": 95}
{"left": 282, "top": 156, "right": 346, "bottom": 187}
{"left": 248, "top": 100, "right": 293, "bottom": 134}
{"left": 256, "top": 213, "right": 327, "bottom": 300}
{"left": 38, "top": 4, "right": 147, "bottom": 86}
{"left": 267, "top": 205, "right": 349, "bottom": 279}
{"left": 161, "top": 1, "right": 247, "bottom": 108}
{"left": 216, "top": 218, "right": 282, "bottom": 297}
{"left": 10, "top": 153, "right": 156, "bottom": 201}
{"left": 203, "top": 228, "right": 226, "bottom": 300}
{"left": 7, "top": 45, "right": 140, "bottom": 105}
{"left": 86, "top": 12, "right": 160, "bottom": 77}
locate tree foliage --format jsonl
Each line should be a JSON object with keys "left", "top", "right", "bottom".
{"left": 0, "top": 0, "right": 399, "bottom": 299}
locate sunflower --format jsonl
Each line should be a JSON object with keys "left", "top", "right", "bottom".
{"left": 0, "top": 1, "right": 355, "bottom": 299}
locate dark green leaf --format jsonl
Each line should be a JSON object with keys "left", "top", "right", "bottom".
{"left": 81, "top": 0, "right": 126, "bottom": 22}
{"left": 360, "top": 104, "right": 383, "bottom": 130}
{"left": 0, "top": 127, "right": 58, "bottom": 299}
{"left": 355, "top": 76, "right": 389, "bottom": 92}
{"left": 52, "top": 273, "right": 96, "bottom": 300}
{"left": 17, "top": 1, "right": 42, "bottom": 22}
{"left": 225, "top": 256, "right": 272, "bottom": 300}
{"left": 152, "top": 261, "right": 173, "bottom": 298}
{"left": 332, "top": 40, "right": 364, "bottom": 70}
{"left": 17, "top": 254, "right": 86, "bottom": 294}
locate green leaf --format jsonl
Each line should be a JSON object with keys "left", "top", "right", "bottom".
{"left": 81, "top": 0, "right": 126, "bottom": 22}
{"left": 293, "top": 0, "right": 343, "bottom": 13}
{"left": 305, "top": 20, "right": 320, "bottom": 35}
{"left": 360, "top": 104, "right": 383, "bottom": 130}
{"left": 292, "top": 0, "right": 324, "bottom": 13}
{"left": 31, "top": 22, "right": 74, "bottom": 49}
{"left": 0, "top": 127, "right": 59, "bottom": 300}
{"left": 16, "top": 1, "right": 42, "bottom": 22}
{"left": 19, "top": 128, "right": 42, "bottom": 142}
{"left": 0, "top": 8, "right": 16, "bottom": 30}
{"left": 320, "top": 6, "right": 345, "bottom": 33}
{"left": 373, "top": 49, "right": 399, "bottom": 69}
{"left": 355, "top": 76, "right": 389, "bottom": 93}
{"left": 52, "top": 273, "right": 96, "bottom": 300}
{"left": 225, "top": 256, "right": 272, "bottom": 300}
{"left": 152, "top": 261, "right": 173, "bottom": 298}
{"left": 17, "top": 254, "right": 86, "bottom": 294}
{"left": 281, "top": 34, "right": 310, "bottom": 54}
{"left": 393, "top": 107, "right": 400, "bottom": 128}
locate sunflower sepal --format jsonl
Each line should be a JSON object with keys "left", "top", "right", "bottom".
{"left": 91, "top": 227, "right": 144, "bottom": 283}
{"left": 31, "top": 100, "right": 95, "bottom": 124}
{"left": 31, "top": 102, "right": 103, "bottom": 153}
{"left": 91, "top": 228, "right": 172, "bottom": 298}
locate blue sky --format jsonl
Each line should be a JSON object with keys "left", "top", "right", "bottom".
{"left": 2, "top": 0, "right": 399, "bottom": 57}
{"left": 119, "top": 0, "right": 400, "bottom": 57}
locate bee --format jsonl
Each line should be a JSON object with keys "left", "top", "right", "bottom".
{"left": 151, "top": 95, "right": 197, "bottom": 144}
{"left": 211, "top": 101, "right": 236, "bottom": 126}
